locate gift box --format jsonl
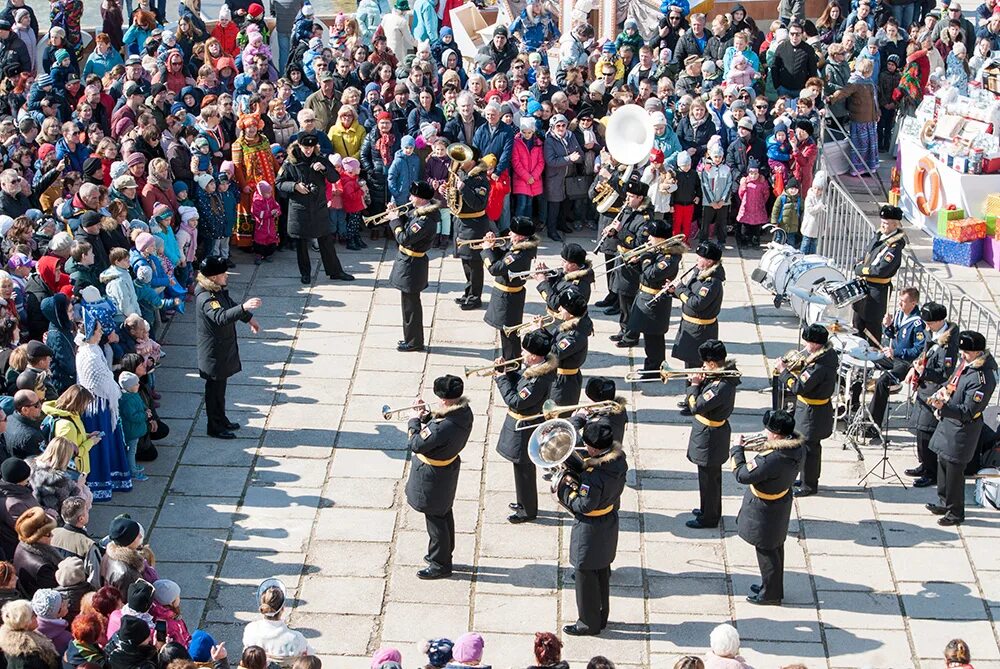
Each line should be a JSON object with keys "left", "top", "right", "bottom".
{"left": 937, "top": 208, "right": 966, "bottom": 236}
{"left": 987, "top": 214, "right": 998, "bottom": 237}
{"left": 987, "top": 194, "right": 1000, "bottom": 218}
{"left": 984, "top": 236, "right": 1000, "bottom": 271}
{"left": 945, "top": 218, "right": 988, "bottom": 242}
{"left": 933, "top": 235, "right": 984, "bottom": 266}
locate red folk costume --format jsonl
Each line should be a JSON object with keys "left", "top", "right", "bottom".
{"left": 231, "top": 114, "right": 277, "bottom": 247}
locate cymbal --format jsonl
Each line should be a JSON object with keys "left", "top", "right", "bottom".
{"left": 814, "top": 316, "right": 853, "bottom": 331}
{"left": 788, "top": 285, "right": 833, "bottom": 305}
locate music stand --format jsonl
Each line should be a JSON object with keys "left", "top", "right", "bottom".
{"left": 859, "top": 395, "right": 907, "bottom": 487}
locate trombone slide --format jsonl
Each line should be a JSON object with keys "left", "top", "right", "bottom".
{"left": 502, "top": 314, "right": 556, "bottom": 337}
{"left": 463, "top": 356, "right": 526, "bottom": 378}
{"left": 456, "top": 235, "right": 514, "bottom": 250}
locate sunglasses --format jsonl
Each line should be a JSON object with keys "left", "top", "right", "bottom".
{"left": 789, "top": 30, "right": 803, "bottom": 36}
{"left": 755, "top": 104, "right": 768, "bottom": 109}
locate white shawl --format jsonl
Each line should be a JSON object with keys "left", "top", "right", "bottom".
{"left": 75, "top": 342, "right": 121, "bottom": 424}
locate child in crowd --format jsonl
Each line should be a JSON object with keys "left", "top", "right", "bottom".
{"left": 151, "top": 579, "right": 191, "bottom": 647}
{"left": 327, "top": 154, "right": 346, "bottom": 243}
{"left": 671, "top": 151, "right": 700, "bottom": 242}
{"left": 118, "top": 370, "right": 148, "bottom": 481}
{"left": 101, "top": 248, "right": 140, "bottom": 319}
{"left": 339, "top": 157, "right": 368, "bottom": 251}
{"left": 424, "top": 138, "right": 452, "bottom": 248}
{"left": 736, "top": 158, "right": 770, "bottom": 248}
{"left": 766, "top": 121, "right": 791, "bottom": 191}
{"left": 642, "top": 149, "right": 676, "bottom": 224}
{"left": 877, "top": 54, "right": 902, "bottom": 153}
{"left": 66, "top": 241, "right": 101, "bottom": 295}
{"left": 193, "top": 174, "right": 227, "bottom": 261}
{"left": 770, "top": 176, "right": 802, "bottom": 247}
{"left": 251, "top": 182, "right": 280, "bottom": 264}
{"left": 946, "top": 42, "right": 970, "bottom": 96}
{"left": 799, "top": 175, "right": 828, "bottom": 254}
{"left": 217, "top": 172, "right": 238, "bottom": 267}
{"left": 176, "top": 207, "right": 199, "bottom": 284}
{"left": 189, "top": 137, "right": 213, "bottom": 177}
{"left": 725, "top": 52, "right": 757, "bottom": 88}
{"left": 388, "top": 135, "right": 420, "bottom": 206}
{"left": 699, "top": 142, "right": 733, "bottom": 245}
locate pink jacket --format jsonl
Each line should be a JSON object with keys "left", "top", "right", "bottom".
{"left": 251, "top": 188, "right": 281, "bottom": 247}
{"left": 150, "top": 601, "right": 192, "bottom": 648}
{"left": 512, "top": 132, "right": 544, "bottom": 197}
{"left": 737, "top": 175, "right": 770, "bottom": 226}
{"left": 792, "top": 139, "right": 818, "bottom": 194}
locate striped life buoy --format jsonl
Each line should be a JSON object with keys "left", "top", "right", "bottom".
{"left": 913, "top": 156, "right": 941, "bottom": 216}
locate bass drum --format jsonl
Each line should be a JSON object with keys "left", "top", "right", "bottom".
{"left": 753, "top": 244, "right": 801, "bottom": 293}
{"left": 784, "top": 256, "right": 847, "bottom": 322}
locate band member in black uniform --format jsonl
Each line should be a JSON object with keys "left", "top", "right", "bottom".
{"left": 732, "top": 409, "right": 804, "bottom": 606}
{"left": 775, "top": 324, "right": 838, "bottom": 498}
{"left": 685, "top": 340, "right": 741, "bottom": 530}
{"left": 496, "top": 329, "right": 559, "bottom": 523}
{"left": 404, "top": 375, "right": 474, "bottom": 579}
{"left": 449, "top": 148, "right": 492, "bottom": 310}
{"left": 671, "top": 241, "right": 725, "bottom": 415}
{"left": 388, "top": 181, "right": 440, "bottom": 352}
{"left": 905, "top": 302, "right": 959, "bottom": 488}
{"left": 608, "top": 182, "right": 651, "bottom": 346}
{"left": 591, "top": 161, "right": 627, "bottom": 314}
{"left": 927, "top": 331, "right": 997, "bottom": 525}
{"left": 483, "top": 217, "right": 538, "bottom": 360}
{"left": 558, "top": 418, "right": 628, "bottom": 636}
{"left": 864, "top": 286, "right": 925, "bottom": 430}
{"left": 852, "top": 205, "right": 906, "bottom": 342}
{"left": 570, "top": 377, "right": 629, "bottom": 445}
{"left": 536, "top": 243, "right": 594, "bottom": 315}
{"left": 625, "top": 219, "right": 681, "bottom": 371}
{"left": 547, "top": 289, "right": 593, "bottom": 406}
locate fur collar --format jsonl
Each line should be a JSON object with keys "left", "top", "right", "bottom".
{"left": 805, "top": 345, "right": 831, "bottom": 365}
{"left": 745, "top": 432, "right": 803, "bottom": 452}
{"left": 415, "top": 202, "right": 441, "bottom": 216}
{"left": 564, "top": 263, "right": 593, "bottom": 281}
{"left": 697, "top": 263, "right": 719, "bottom": 281}
{"left": 935, "top": 323, "right": 956, "bottom": 346}
{"left": 432, "top": 397, "right": 469, "bottom": 417}
{"left": 512, "top": 237, "right": 539, "bottom": 252}
{"left": 467, "top": 161, "right": 489, "bottom": 178}
{"left": 559, "top": 316, "right": 581, "bottom": 332}
{"left": 0, "top": 626, "right": 60, "bottom": 665}
{"left": 881, "top": 230, "right": 906, "bottom": 247}
{"left": 524, "top": 353, "right": 558, "bottom": 379}
{"left": 583, "top": 441, "right": 623, "bottom": 467}
{"left": 967, "top": 352, "right": 992, "bottom": 370}
{"left": 105, "top": 541, "right": 146, "bottom": 571}
{"left": 197, "top": 274, "right": 223, "bottom": 292}
{"left": 610, "top": 395, "right": 628, "bottom": 413}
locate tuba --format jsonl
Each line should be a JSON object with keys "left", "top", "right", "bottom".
{"left": 445, "top": 142, "right": 474, "bottom": 214}
{"left": 527, "top": 418, "right": 588, "bottom": 508}
{"left": 591, "top": 104, "right": 657, "bottom": 214}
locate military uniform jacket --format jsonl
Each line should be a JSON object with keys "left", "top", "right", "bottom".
{"left": 789, "top": 346, "right": 839, "bottom": 442}
{"left": 538, "top": 264, "right": 594, "bottom": 316}
{"left": 609, "top": 207, "right": 650, "bottom": 297}
{"left": 884, "top": 306, "right": 926, "bottom": 362}
{"left": 853, "top": 230, "right": 905, "bottom": 324}
{"left": 930, "top": 352, "right": 998, "bottom": 465}
{"left": 495, "top": 353, "right": 558, "bottom": 463}
{"left": 388, "top": 204, "right": 440, "bottom": 293}
{"left": 405, "top": 398, "right": 474, "bottom": 516}
{"left": 550, "top": 314, "right": 593, "bottom": 372}
{"left": 686, "top": 363, "right": 740, "bottom": 467}
{"left": 590, "top": 172, "right": 625, "bottom": 255}
{"left": 484, "top": 237, "right": 538, "bottom": 329}
{"left": 455, "top": 164, "right": 491, "bottom": 260}
{"left": 570, "top": 397, "right": 629, "bottom": 445}
{"left": 733, "top": 433, "right": 804, "bottom": 549}
{"left": 195, "top": 279, "right": 253, "bottom": 380}
{"left": 628, "top": 250, "right": 680, "bottom": 336}
{"left": 913, "top": 322, "right": 960, "bottom": 434}
{"left": 671, "top": 264, "right": 725, "bottom": 366}
{"left": 557, "top": 443, "right": 628, "bottom": 569}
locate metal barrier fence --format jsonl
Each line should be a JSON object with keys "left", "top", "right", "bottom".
{"left": 821, "top": 180, "right": 1000, "bottom": 404}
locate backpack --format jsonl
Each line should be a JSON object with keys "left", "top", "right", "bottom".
{"left": 39, "top": 414, "right": 57, "bottom": 444}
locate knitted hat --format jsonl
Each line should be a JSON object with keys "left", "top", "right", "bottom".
{"left": 452, "top": 633, "right": 484, "bottom": 664}
{"left": 421, "top": 638, "right": 454, "bottom": 668}
{"left": 136, "top": 265, "right": 153, "bottom": 284}
{"left": 31, "top": 589, "right": 63, "bottom": 619}
{"left": 401, "top": 135, "right": 415, "bottom": 149}
{"left": 55, "top": 557, "right": 86, "bottom": 587}
{"left": 178, "top": 206, "right": 199, "bottom": 224}
{"left": 109, "top": 516, "right": 141, "bottom": 545}
{"left": 128, "top": 579, "right": 155, "bottom": 613}
{"left": 119, "top": 371, "right": 141, "bottom": 391}
{"left": 126, "top": 152, "right": 146, "bottom": 167}
{"left": 119, "top": 616, "right": 150, "bottom": 646}
{"left": 48, "top": 231, "right": 74, "bottom": 254}
{"left": 153, "top": 579, "right": 181, "bottom": 606}
{"left": 189, "top": 630, "right": 215, "bottom": 662}
{"left": 1, "top": 457, "right": 30, "bottom": 484}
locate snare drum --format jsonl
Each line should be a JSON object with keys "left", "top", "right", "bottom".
{"left": 784, "top": 257, "right": 847, "bottom": 322}
{"left": 821, "top": 279, "right": 869, "bottom": 308}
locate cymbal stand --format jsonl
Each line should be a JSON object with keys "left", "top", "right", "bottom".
{"left": 859, "top": 394, "right": 906, "bottom": 488}
{"left": 841, "top": 360, "right": 877, "bottom": 460}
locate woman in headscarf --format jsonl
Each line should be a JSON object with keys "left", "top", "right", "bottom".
{"left": 358, "top": 111, "right": 399, "bottom": 238}
{"left": 231, "top": 113, "right": 278, "bottom": 248}
{"left": 41, "top": 293, "right": 76, "bottom": 395}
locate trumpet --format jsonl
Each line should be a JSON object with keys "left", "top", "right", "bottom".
{"left": 733, "top": 431, "right": 767, "bottom": 448}
{"left": 509, "top": 266, "right": 561, "bottom": 282}
{"left": 778, "top": 346, "right": 811, "bottom": 374}
{"left": 381, "top": 401, "right": 439, "bottom": 420}
{"left": 592, "top": 235, "right": 688, "bottom": 279}
{"left": 463, "top": 356, "right": 525, "bottom": 378}
{"left": 514, "top": 399, "right": 625, "bottom": 430}
{"left": 502, "top": 314, "right": 556, "bottom": 337}
{"left": 456, "top": 235, "right": 514, "bottom": 250}
{"left": 625, "top": 362, "right": 742, "bottom": 383}
{"left": 363, "top": 202, "right": 414, "bottom": 227}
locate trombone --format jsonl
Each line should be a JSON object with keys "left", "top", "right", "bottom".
{"left": 502, "top": 314, "right": 556, "bottom": 337}
{"left": 509, "top": 266, "right": 561, "bottom": 282}
{"left": 363, "top": 202, "right": 414, "bottom": 227}
{"left": 592, "top": 235, "right": 687, "bottom": 279}
{"left": 624, "top": 362, "right": 742, "bottom": 383}
{"left": 456, "top": 235, "right": 514, "bottom": 250}
{"left": 381, "top": 401, "right": 439, "bottom": 420}
{"left": 463, "top": 356, "right": 525, "bottom": 377}
{"left": 514, "top": 399, "right": 625, "bottom": 430}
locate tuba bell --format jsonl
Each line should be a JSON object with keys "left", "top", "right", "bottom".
{"left": 446, "top": 142, "right": 474, "bottom": 214}
{"left": 605, "top": 104, "right": 657, "bottom": 166}
{"left": 527, "top": 418, "right": 588, "bottom": 507}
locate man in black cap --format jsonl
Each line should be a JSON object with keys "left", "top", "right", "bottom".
{"left": 0, "top": 19, "right": 30, "bottom": 78}
{"left": 449, "top": 148, "right": 491, "bottom": 310}
{"left": 482, "top": 217, "right": 538, "bottom": 360}
{"left": 775, "top": 324, "right": 838, "bottom": 497}
{"left": 195, "top": 256, "right": 261, "bottom": 439}
{"left": 478, "top": 24, "right": 519, "bottom": 73}
{"left": 853, "top": 205, "right": 906, "bottom": 342}
{"left": 590, "top": 160, "right": 629, "bottom": 314}
{"left": 625, "top": 218, "right": 681, "bottom": 371}
{"left": 495, "top": 329, "right": 558, "bottom": 523}
{"left": 0, "top": 456, "right": 38, "bottom": 558}
{"left": 607, "top": 181, "right": 651, "bottom": 343}
{"left": 570, "top": 377, "right": 628, "bottom": 444}
{"left": 388, "top": 181, "right": 440, "bottom": 353}
{"left": 671, "top": 241, "right": 725, "bottom": 414}
{"left": 548, "top": 289, "right": 593, "bottom": 406}
{"left": 686, "top": 340, "right": 740, "bottom": 529}
{"left": 535, "top": 242, "right": 594, "bottom": 314}
{"left": 404, "top": 375, "right": 474, "bottom": 579}
{"left": 927, "top": 330, "right": 997, "bottom": 526}
{"left": 559, "top": 418, "right": 628, "bottom": 636}
{"left": 732, "top": 409, "right": 804, "bottom": 606}
{"left": 109, "top": 614, "right": 161, "bottom": 667}
{"left": 906, "top": 302, "right": 959, "bottom": 488}
{"left": 864, "top": 286, "right": 926, "bottom": 433}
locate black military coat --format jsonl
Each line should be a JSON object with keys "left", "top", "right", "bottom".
{"left": 537, "top": 264, "right": 594, "bottom": 315}
{"left": 788, "top": 346, "right": 839, "bottom": 442}
{"left": 405, "top": 398, "right": 474, "bottom": 516}
{"left": 484, "top": 238, "right": 538, "bottom": 330}
{"left": 913, "top": 323, "right": 960, "bottom": 435}
{"left": 495, "top": 353, "right": 558, "bottom": 463}
{"left": 853, "top": 230, "right": 905, "bottom": 326}
{"left": 589, "top": 172, "right": 625, "bottom": 255}
{"left": 557, "top": 443, "right": 628, "bottom": 569}
{"left": 627, "top": 250, "right": 681, "bottom": 336}
{"left": 389, "top": 203, "right": 440, "bottom": 293}
{"left": 195, "top": 277, "right": 253, "bottom": 380}
{"left": 733, "top": 433, "right": 804, "bottom": 549}
{"left": 609, "top": 208, "right": 649, "bottom": 297}
{"left": 686, "top": 363, "right": 740, "bottom": 467}
{"left": 549, "top": 314, "right": 594, "bottom": 406}
{"left": 671, "top": 263, "right": 725, "bottom": 365}
{"left": 454, "top": 164, "right": 491, "bottom": 260}
{"left": 930, "top": 352, "right": 998, "bottom": 465}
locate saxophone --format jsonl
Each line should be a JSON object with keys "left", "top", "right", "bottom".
{"left": 446, "top": 142, "right": 473, "bottom": 214}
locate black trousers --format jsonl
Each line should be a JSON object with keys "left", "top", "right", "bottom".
{"left": 512, "top": 458, "right": 538, "bottom": 517}
{"left": 551, "top": 372, "right": 582, "bottom": 405}
{"left": 697, "top": 464, "right": 722, "bottom": 525}
{"left": 204, "top": 377, "right": 228, "bottom": 434}
{"left": 499, "top": 329, "right": 521, "bottom": 361}
{"left": 937, "top": 458, "right": 966, "bottom": 521}
{"left": 296, "top": 235, "right": 343, "bottom": 280}
{"left": 575, "top": 566, "right": 611, "bottom": 633}
{"left": 546, "top": 200, "right": 564, "bottom": 236}
{"left": 868, "top": 358, "right": 912, "bottom": 426}
{"left": 425, "top": 509, "right": 455, "bottom": 571}
{"left": 603, "top": 252, "right": 617, "bottom": 296}
{"left": 643, "top": 333, "right": 665, "bottom": 371}
{"left": 400, "top": 291, "right": 424, "bottom": 347}
{"left": 461, "top": 257, "right": 484, "bottom": 300}
{"left": 618, "top": 292, "right": 636, "bottom": 336}
{"left": 700, "top": 205, "right": 729, "bottom": 244}
{"left": 802, "top": 438, "right": 822, "bottom": 490}
{"left": 756, "top": 544, "right": 785, "bottom": 601}
{"left": 916, "top": 430, "right": 938, "bottom": 479}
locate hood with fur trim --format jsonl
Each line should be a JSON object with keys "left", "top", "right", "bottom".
{"left": 744, "top": 432, "right": 804, "bottom": 452}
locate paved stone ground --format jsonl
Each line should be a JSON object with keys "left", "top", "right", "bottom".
{"left": 84, "top": 224, "right": 1000, "bottom": 669}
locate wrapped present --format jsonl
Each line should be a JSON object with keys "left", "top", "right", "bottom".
{"left": 933, "top": 235, "right": 984, "bottom": 267}
{"left": 987, "top": 194, "right": 1000, "bottom": 217}
{"left": 984, "top": 236, "right": 1000, "bottom": 271}
{"left": 987, "top": 214, "right": 997, "bottom": 237}
{"left": 945, "top": 217, "right": 987, "bottom": 242}
{"left": 937, "top": 207, "right": 966, "bottom": 236}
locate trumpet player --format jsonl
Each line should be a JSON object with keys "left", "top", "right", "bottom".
{"left": 496, "top": 329, "right": 559, "bottom": 524}
{"left": 906, "top": 302, "right": 959, "bottom": 489}
{"left": 926, "top": 331, "right": 997, "bottom": 526}
{"left": 483, "top": 217, "right": 538, "bottom": 361}
{"left": 536, "top": 243, "right": 594, "bottom": 315}
{"left": 624, "top": 219, "right": 680, "bottom": 371}
{"left": 548, "top": 289, "right": 593, "bottom": 406}
{"left": 685, "top": 340, "right": 740, "bottom": 530}
{"left": 732, "top": 409, "right": 804, "bottom": 606}
{"left": 852, "top": 205, "right": 906, "bottom": 342}
{"left": 404, "top": 375, "right": 473, "bottom": 580}
{"left": 450, "top": 147, "right": 492, "bottom": 311}
{"left": 388, "top": 182, "right": 440, "bottom": 353}
{"left": 591, "top": 158, "right": 626, "bottom": 315}
{"left": 775, "top": 324, "right": 838, "bottom": 498}
{"left": 570, "top": 377, "right": 629, "bottom": 445}
{"left": 608, "top": 181, "right": 652, "bottom": 343}
{"left": 558, "top": 419, "right": 628, "bottom": 637}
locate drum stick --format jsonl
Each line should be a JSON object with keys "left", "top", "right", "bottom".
{"left": 861, "top": 329, "right": 883, "bottom": 349}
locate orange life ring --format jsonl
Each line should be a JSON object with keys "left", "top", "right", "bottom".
{"left": 913, "top": 156, "right": 941, "bottom": 216}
